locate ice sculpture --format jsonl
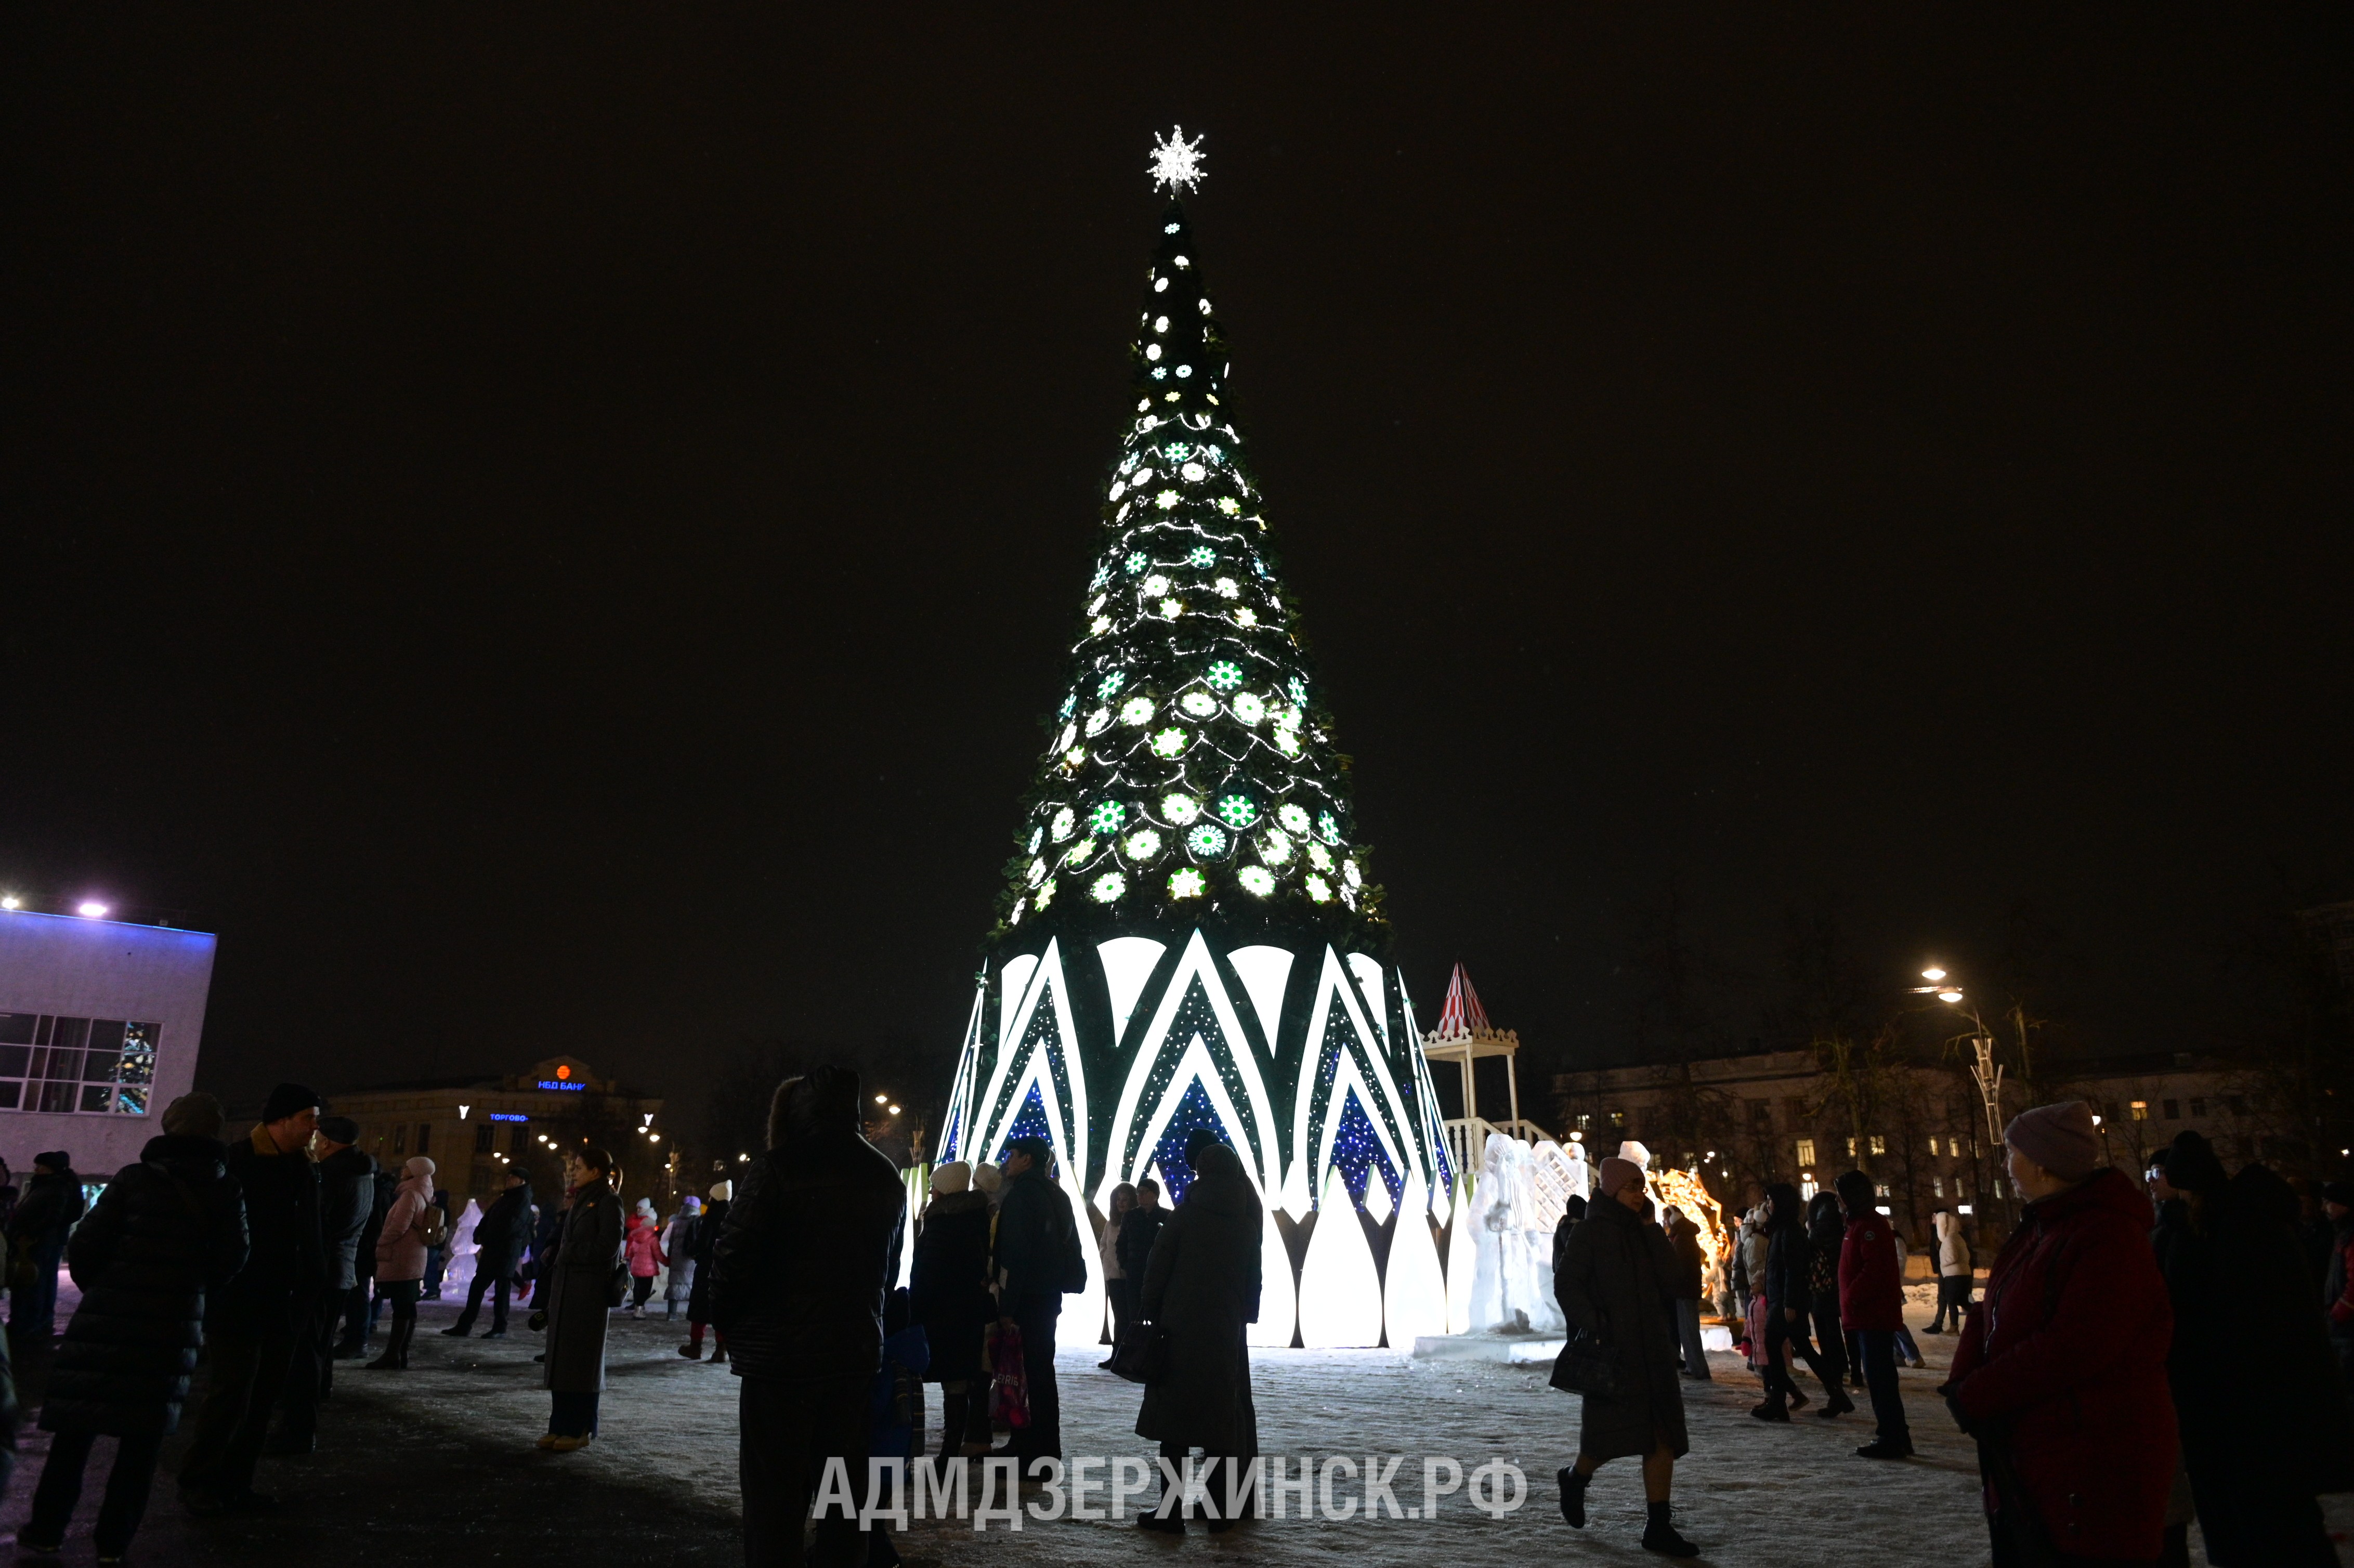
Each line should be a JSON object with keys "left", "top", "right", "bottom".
{"left": 1466, "top": 1134, "right": 1564, "bottom": 1334}
{"left": 441, "top": 1198, "right": 483, "bottom": 1295}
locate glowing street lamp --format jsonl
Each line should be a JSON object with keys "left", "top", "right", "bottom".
{"left": 76, "top": 901, "right": 109, "bottom": 919}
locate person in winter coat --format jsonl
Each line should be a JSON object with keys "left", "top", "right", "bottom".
{"left": 1117, "top": 1178, "right": 1167, "bottom": 1283}
{"left": 679, "top": 1179, "right": 731, "bottom": 1361}
{"left": 22, "top": 1094, "right": 247, "bottom": 1560}
{"left": 705, "top": 1067, "right": 905, "bottom": 1568}
{"left": 660, "top": 1196, "right": 702, "bottom": 1321}
{"left": 1735, "top": 1203, "right": 1771, "bottom": 1318}
{"left": 540, "top": 1148, "right": 623, "bottom": 1450}
{"left": 1802, "top": 1192, "right": 1854, "bottom": 1401}
{"left": 990, "top": 1134, "right": 1083, "bottom": 1469}
{"left": 2151, "top": 1131, "right": 2349, "bottom": 1566}
{"left": 368, "top": 1157, "right": 439, "bottom": 1370}
{"left": 1553, "top": 1193, "right": 1589, "bottom": 1300}
{"left": 1099, "top": 1182, "right": 1139, "bottom": 1361}
{"left": 1944, "top": 1101, "right": 2176, "bottom": 1566}
{"left": 275, "top": 1116, "right": 373, "bottom": 1449}
{"left": 865, "top": 1287, "right": 930, "bottom": 1568}
{"left": 1135, "top": 1140, "right": 1262, "bottom": 1533}
{"left": 625, "top": 1199, "right": 666, "bottom": 1317}
{"left": 9, "top": 1150, "right": 87, "bottom": 1344}
{"left": 337, "top": 1164, "right": 397, "bottom": 1358}
{"left": 1752, "top": 1182, "right": 1849, "bottom": 1421}
{"left": 909, "top": 1161, "right": 995, "bottom": 1461}
{"left": 1832, "top": 1170, "right": 1912, "bottom": 1459}
{"left": 179, "top": 1081, "right": 326, "bottom": 1517}
{"left": 1925, "top": 1209, "right": 1974, "bottom": 1333}
{"left": 1553, "top": 1156, "right": 1699, "bottom": 1558}
{"left": 2322, "top": 1180, "right": 2354, "bottom": 1396}
{"left": 1662, "top": 1206, "right": 1711, "bottom": 1381}
{"left": 446, "top": 1169, "right": 533, "bottom": 1338}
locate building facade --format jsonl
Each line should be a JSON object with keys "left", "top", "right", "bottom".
{"left": 1553, "top": 1047, "right": 2280, "bottom": 1247}
{"left": 314, "top": 1055, "right": 666, "bottom": 1208}
{"left": 0, "top": 909, "right": 215, "bottom": 1178}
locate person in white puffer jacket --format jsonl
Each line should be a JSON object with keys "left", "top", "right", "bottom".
{"left": 1925, "top": 1209, "right": 1973, "bottom": 1332}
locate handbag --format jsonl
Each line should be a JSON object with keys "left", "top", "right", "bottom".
{"left": 1107, "top": 1322, "right": 1170, "bottom": 1386}
{"left": 1548, "top": 1326, "right": 1620, "bottom": 1399}
{"left": 989, "top": 1321, "right": 1030, "bottom": 1428}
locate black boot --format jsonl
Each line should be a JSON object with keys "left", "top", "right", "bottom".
{"left": 1642, "top": 1500, "right": 1699, "bottom": 1558}
{"left": 1815, "top": 1388, "right": 1856, "bottom": 1418}
{"left": 1557, "top": 1466, "right": 1590, "bottom": 1528}
{"left": 938, "top": 1391, "right": 968, "bottom": 1464}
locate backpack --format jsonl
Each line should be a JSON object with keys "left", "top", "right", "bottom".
{"left": 415, "top": 1201, "right": 449, "bottom": 1250}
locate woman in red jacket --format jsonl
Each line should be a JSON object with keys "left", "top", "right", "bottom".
{"left": 1945, "top": 1102, "right": 2175, "bottom": 1566}
{"left": 1833, "top": 1169, "right": 1912, "bottom": 1460}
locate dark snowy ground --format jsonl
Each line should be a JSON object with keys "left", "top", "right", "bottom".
{"left": 0, "top": 1288, "right": 2343, "bottom": 1565}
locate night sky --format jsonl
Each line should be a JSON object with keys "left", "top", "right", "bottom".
{"left": 6, "top": 7, "right": 2345, "bottom": 1116}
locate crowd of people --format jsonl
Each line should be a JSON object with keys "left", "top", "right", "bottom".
{"left": 0, "top": 1077, "right": 2349, "bottom": 1565}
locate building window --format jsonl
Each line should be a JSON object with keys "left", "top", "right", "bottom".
{"left": 1795, "top": 1138, "right": 1816, "bottom": 1168}
{"left": 0, "top": 1012, "right": 161, "bottom": 1116}
{"left": 2190, "top": 1097, "right": 2207, "bottom": 1118}
{"left": 1846, "top": 1136, "right": 1858, "bottom": 1159}
{"left": 1574, "top": 1114, "right": 1591, "bottom": 1132}
{"left": 1932, "top": 1176, "right": 1945, "bottom": 1197}
{"left": 508, "top": 1126, "right": 530, "bottom": 1155}
{"left": 1927, "top": 1135, "right": 1941, "bottom": 1157}
{"left": 2226, "top": 1096, "right": 2247, "bottom": 1116}
{"left": 1868, "top": 1134, "right": 1886, "bottom": 1156}
{"left": 2162, "top": 1100, "right": 2180, "bottom": 1120}
{"left": 1748, "top": 1100, "right": 1771, "bottom": 1129}
{"left": 2129, "top": 1101, "right": 2148, "bottom": 1121}
{"left": 1799, "top": 1175, "right": 1818, "bottom": 1201}
{"left": 1875, "top": 1182, "right": 1891, "bottom": 1198}
{"left": 474, "top": 1123, "right": 495, "bottom": 1155}
{"left": 414, "top": 1122, "right": 431, "bottom": 1155}
{"left": 1608, "top": 1109, "right": 1625, "bottom": 1129}
{"left": 391, "top": 1124, "right": 408, "bottom": 1157}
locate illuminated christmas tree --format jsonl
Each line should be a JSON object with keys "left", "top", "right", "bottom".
{"left": 935, "top": 130, "right": 1454, "bottom": 1347}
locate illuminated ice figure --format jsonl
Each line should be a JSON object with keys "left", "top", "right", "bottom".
{"left": 934, "top": 172, "right": 1453, "bottom": 1348}
{"left": 440, "top": 1198, "right": 483, "bottom": 1295}
{"left": 1466, "top": 1133, "right": 1564, "bottom": 1334}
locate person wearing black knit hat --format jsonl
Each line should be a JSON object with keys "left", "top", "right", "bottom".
{"left": 178, "top": 1083, "right": 325, "bottom": 1517}
{"left": 7, "top": 1149, "right": 85, "bottom": 1346}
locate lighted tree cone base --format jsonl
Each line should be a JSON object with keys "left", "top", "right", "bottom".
{"left": 1379, "top": 1178, "right": 1449, "bottom": 1346}
{"left": 1296, "top": 1167, "right": 1384, "bottom": 1348}
{"left": 1443, "top": 1169, "right": 1476, "bottom": 1336}
{"left": 1248, "top": 1204, "right": 1298, "bottom": 1348}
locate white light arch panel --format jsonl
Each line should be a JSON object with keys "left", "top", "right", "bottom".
{"left": 1289, "top": 946, "right": 1429, "bottom": 1205}
{"left": 1296, "top": 1166, "right": 1384, "bottom": 1348}
{"left": 972, "top": 941, "right": 1090, "bottom": 1187}
{"left": 1344, "top": 952, "right": 1388, "bottom": 1050}
{"left": 1096, "top": 937, "right": 1167, "bottom": 1048}
{"left": 1224, "top": 944, "right": 1296, "bottom": 1052}
{"left": 1119, "top": 1031, "right": 1267, "bottom": 1202}
{"left": 937, "top": 980, "right": 988, "bottom": 1162}
{"left": 1098, "top": 929, "right": 1281, "bottom": 1209}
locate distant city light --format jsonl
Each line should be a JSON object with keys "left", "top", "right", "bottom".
{"left": 76, "top": 901, "right": 108, "bottom": 919}
{"left": 1921, "top": 966, "right": 1947, "bottom": 983}
{"left": 874, "top": 1094, "right": 888, "bottom": 1105}
{"left": 1937, "top": 989, "right": 1964, "bottom": 1004}
{"left": 887, "top": 1104, "right": 902, "bottom": 1116}
{"left": 648, "top": 1133, "right": 660, "bottom": 1143}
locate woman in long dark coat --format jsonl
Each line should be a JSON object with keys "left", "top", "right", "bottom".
{"left": 2154, "top": 1131, "right": 2351, "bottom": 1566}
{"left": 23, "top": 1092, "right": 247, "bottom": 1560}
{"left": 910, "top": 1160, "right": 996, "bottom": 1460}
{"left": 1135, "top": 1140, "right": 1261, "bottom": 1534}
{"left": 540, "top": 1146, "right": 623, "bottom": 1452}
{"left": 1553, "top": 1156, "right": 1697, "bottom": 1558}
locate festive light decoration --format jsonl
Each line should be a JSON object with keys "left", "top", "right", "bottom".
{"left": 1147, "top": 124, "right": 1207, "bottom": 194}
{"left": 1296, "top": 1167, "right": 1384, "bottom": 1348}
{"left": 939, "top": 156, "right": 1447, "bottom": 1356}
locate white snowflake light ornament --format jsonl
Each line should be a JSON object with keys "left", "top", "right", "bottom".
{"left": 1148, "top": 125, "right": 1208, "bottom": 194}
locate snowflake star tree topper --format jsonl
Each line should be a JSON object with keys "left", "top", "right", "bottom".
{"left": 1148, "top": 125, "right": 1207, "bottom": 195}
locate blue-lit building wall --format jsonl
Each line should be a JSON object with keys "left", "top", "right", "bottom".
{"left": 0, "top": 911, "right": 216, "bottom": 1179}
